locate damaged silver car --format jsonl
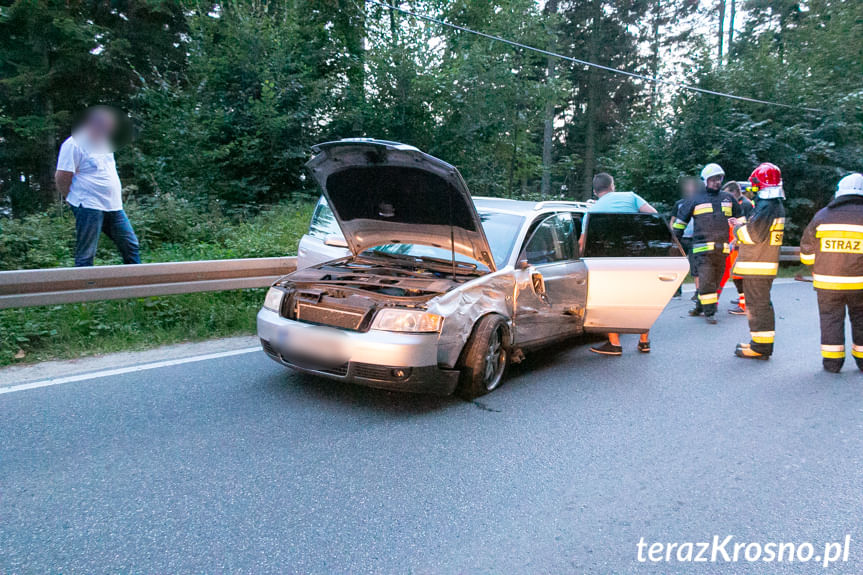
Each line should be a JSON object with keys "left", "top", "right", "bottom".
{"left": 257, "top": 139, "right": 688, "bottom": 397}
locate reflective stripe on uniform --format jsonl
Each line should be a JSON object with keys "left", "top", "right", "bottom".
{"left": 815, "top": 224, "right": 863, "bottom": 239}
{"left": 692, "top": 242, "right": 715, "bottom": 253}
{"left": 853, "top": 344, "right": 863, "bottom": 359}
{"left": 821, "top": 344, "right": 845, "bottom": 359}
{"left": 812, "top": 274, "right": 863, "bottom": 290}
{"left": 733, "top": 261, "right": 779, "bottom": 275}
{"left": 673, "top": 221, "right": 688, "bottom": 230}
{"left": 736, "top": 225, "right": 754, "bottom": 244}
{"left": 751, "top": 331, "right": 775, "bottom": 344}
{"left": 698, "top": 292, "right": 718, "bottom": 305}
{"left": 770, "top": 217, "right": 786, "bottom": 231}
{"left": 693, "top": 203, "right": 713, "bottom": 216}
{"left": 800, "top": 252, "right": 815, "bottom": 265}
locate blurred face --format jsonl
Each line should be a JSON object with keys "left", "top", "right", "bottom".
{"left": 706, "top": 175, "right": 723, "bottom": 190}
{"left": 681, "top": 179, "right": 697, "bottom": 198}
{"left": 83, "top": 108, "right": 117, "bottom": 144}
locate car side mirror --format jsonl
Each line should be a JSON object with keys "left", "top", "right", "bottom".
{"left": 324, "top": 236, "right": 348, "bottom": 248}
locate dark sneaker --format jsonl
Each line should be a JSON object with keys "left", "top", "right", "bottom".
{"left": 638, "top": 341, "right": 651, "bottom": 353}
{"left": 735, "top": 343, "right": 769, "bottom": 360}
{"left": 590, "top": 341, "right": 623, "bottom": 356}
{"left": 705, "top": 315, "right": 718, "bottom": 325}
{"left": 688, "top": 307, "right": 703, "bottom": 317}
{"left": 728, "top": 305, "right": 746, "bottom": 315}
{"left": 731, "top": 298, "right": 740, "bottom": 305}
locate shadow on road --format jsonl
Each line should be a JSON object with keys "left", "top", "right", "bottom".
{"left": 258, "top": 333, "right": 608, "bottom": 415}
{"left": 262, "top": 369, "right": 464, "bottom": 416}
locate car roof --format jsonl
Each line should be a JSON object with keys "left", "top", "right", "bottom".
{"left": 473, "top": 196, "right": 589, "bottom": 215}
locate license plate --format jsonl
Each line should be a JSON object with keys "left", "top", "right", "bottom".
{"left": 277, "top": 326, "right": 349, "bottom": 365}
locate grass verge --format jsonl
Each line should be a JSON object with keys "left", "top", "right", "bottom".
{"left": 1, "top": 201, "right": 313, "bottom": 366}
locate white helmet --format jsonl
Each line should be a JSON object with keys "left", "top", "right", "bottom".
{"left": 700, "top": 163, "right": 725, "bottom": 182}
{"left": 836, "top": 173, "right": 863, "bottom": 197}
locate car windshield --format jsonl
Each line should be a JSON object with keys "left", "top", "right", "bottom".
{"left": 368, "top": 211, "right": 524, "bottom": 269}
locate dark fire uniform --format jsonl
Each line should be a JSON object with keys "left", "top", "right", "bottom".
{"left": 675, "top": 187, "right": 742, "bottom": 317}
{"left": 731, "top": 197, "right": 785, "bottom": 355}
{"left": 799, "top": 194, "right": 863, "bottom": 371}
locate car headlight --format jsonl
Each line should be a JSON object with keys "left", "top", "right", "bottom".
{"left": 263, "top": 287, "right": 284, "bottom": 312}
{"left": 371, "top": 308, "right": 443, "bottom": 333}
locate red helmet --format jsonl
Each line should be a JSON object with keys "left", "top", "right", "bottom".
{"left": 749, "top": 162, "right": 782, "bottom": 190}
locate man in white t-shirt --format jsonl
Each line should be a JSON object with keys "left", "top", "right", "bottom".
{"left": 55, "top": 107, "right": 140, "bottom": 266}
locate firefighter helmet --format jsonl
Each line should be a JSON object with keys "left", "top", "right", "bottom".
{"left": 700, "top": 163, "right": 725, "bottom": 182}
{"left": 836, "top": 173, "right": 863, "bottom": 197}
{"left": 749, "top": 163, "right": 784, "bottom": 199}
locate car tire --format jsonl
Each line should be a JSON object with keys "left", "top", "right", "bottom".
{"left": 456, "top": 315, "right": 509, "bottom": 399}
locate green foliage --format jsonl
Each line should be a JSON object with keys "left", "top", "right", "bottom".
{"left": 0, "top": 200, "right": 313, "bottom": 365}
{"left": 0, "top": 199, "right": 313, "bottom": 270}
{"left": 0, "top": 289, "right": 264, "bottom": 366}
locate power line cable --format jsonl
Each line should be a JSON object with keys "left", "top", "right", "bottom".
{"left": 367, "top": 0, "right": 822, "bottom": 113}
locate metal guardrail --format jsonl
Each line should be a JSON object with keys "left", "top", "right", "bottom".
{"left": 0, "top": 257, "right": 297, "bottom": 309}
{"left": 0, "top": 247, "right": 803, "bottom": 310}
{"left": 779, "top": 246, "right": 801, "bottom": 263}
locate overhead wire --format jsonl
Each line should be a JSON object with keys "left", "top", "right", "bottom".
{"left": 366, "top": 0, "right": 823, "bottom": 113}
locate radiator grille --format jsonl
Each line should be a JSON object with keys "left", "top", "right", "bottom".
{"left": 295, "top": 302, "right": 367, "bottom": 331}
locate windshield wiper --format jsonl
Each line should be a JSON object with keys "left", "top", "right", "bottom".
{"left": 413, "top": 255, "right": 478, "bottom": 271}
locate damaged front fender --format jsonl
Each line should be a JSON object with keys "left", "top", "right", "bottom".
{"left": 427, "top": 269, "right": 518, "bottom": 368}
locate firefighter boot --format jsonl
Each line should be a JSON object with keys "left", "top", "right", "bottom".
{"left": 735, "top": 342, "right": 769, "bottom": 361}
{"left": 823, "top": 358, "right": 843, "bottom": 374}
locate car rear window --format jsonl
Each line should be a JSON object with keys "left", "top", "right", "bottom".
{"left": 582, "top": 213, "right": 684, "bottom": 258}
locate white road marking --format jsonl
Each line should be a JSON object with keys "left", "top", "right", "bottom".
{"left": 0, "top": 347, "right": 261, "bottom": 396}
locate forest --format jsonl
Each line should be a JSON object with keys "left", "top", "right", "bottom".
{"left": 2, "top": 0, "right": 862, "bottom": 248}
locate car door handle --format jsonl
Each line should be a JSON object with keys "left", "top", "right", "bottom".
{"left": 658, "top": 274, "right": 678, "bottom": 282}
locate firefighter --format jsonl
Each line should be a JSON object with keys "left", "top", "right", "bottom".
{"left": 731, "top": 163, "right": 786, "bottom": 360}
{"left": 721, "top": 181, "right": 755, "bottom": 315}
{"left": 674, "top": 163, "right": 742, "bottom": 324}
{"left": 799, "top": 173, "right": 863, "bottom": 373}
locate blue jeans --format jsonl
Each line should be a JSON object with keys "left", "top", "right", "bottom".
{"left": 71, "top": 205, "right": 141, "bottom": 267}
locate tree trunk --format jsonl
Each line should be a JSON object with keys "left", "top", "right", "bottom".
{"left": 581, "top": 0, "right": 602, "bottom": 200}
{"left": 540, "top": 0, "right": 559, "bottom": 199}
{"left": 649, "top": 0, "right": 661, "bottom": 113}
{"left": 33, "top": 26, "right": 55, "bottom": 208}
{"left": 727, "top": 0, "right": 735, "bottom": 58}
{"left": 540, "top": 60, "right": 555, "bottom": 200}
{"left": 339, "top": 0, "right": 365, "bottom": 134}
{"left": 717, "top": 0, "right": 726, "bottom": 63}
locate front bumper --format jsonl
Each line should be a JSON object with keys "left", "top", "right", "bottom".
{"left": 256, "top": 308, "right": 460, "bottom": 395}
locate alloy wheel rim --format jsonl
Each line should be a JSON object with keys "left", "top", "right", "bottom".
{"left": 483, "top": 327, "right": 506, "bottom": 391}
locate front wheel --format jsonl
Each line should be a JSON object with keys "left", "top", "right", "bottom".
{"left": 456, "top": 315, "right": 509, "bottom": 399}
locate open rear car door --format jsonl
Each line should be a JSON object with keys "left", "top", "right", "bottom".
{"left": 581, "top": 213, "right": 688, "bottom": 333}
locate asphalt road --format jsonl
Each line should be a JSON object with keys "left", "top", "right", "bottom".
{"left": 2, "top": 281, "right": 862, "bottom": 574}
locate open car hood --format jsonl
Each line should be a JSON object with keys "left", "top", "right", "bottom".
{"left": 306, "top": 139, "right": 496, "bottom": 271}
